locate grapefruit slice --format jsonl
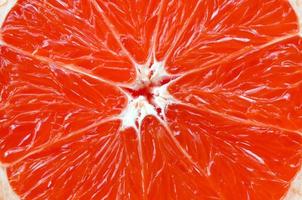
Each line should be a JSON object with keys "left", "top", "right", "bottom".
{"left": 0, "top": 0, "right": 302, "bottom": 199}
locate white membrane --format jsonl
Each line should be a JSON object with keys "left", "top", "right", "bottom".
{"left": 119, "top": 60, "right": 178, "bottom": 131}
{"left": 152, "top": 83, "right": 180, "bottom": 121}
{"left": 119, "top": 96, "right": 158, "bottom": 131}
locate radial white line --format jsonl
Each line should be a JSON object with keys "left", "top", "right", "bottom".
{"left": 4, "top": 116, "right": 118, "bottom": 168}
{"left": 162, "top": 0, "right": 203, "bottom": 62}
{"left": 172, "top": 32, "right": 298, "bottom": 81}
{"left": 0, "top": 166, "right": 19, "bottom": 200}
{"left": 155, "top": 116, "right": 225, "bottom": 199}
{"left": 0, "top": 1, "right": 133, "bottom": 97}
{"left": 1, "top": 41, "right": 130, "bottom": 97}
{"left": 136, "top": 131, "right": 147, "bottom": 200}
{"left": 91, "top": 0, "right": 138, "bottom": 65}
{"left": 178, "top": 101, "right": 302, "bottom": 136}
{"left": 148, "top": 0, "right": 166, "bottom": 64}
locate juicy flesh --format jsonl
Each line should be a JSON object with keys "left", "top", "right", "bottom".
{"left": 0, "top": 0, "right": 302, "bottom": 200}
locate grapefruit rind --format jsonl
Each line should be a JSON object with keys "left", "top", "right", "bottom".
{"left": 0, "top": 2, "right": 19, "bottom": 200}
{"left": 289, "top": 0, "right": 302, "bottom": 36}
{"left": 289, "top": 19, "right": 302, "bottom": 183}
{"left": 284, "top": 166, "right": 302, "bottom": 200}
{"left": 0, "top": 0, "right": 16, "bottom": 30}
{"left": 0, "top": 167, "right": 18, "bottom": 200}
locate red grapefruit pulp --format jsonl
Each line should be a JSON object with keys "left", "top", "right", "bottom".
{"left": 0, "top": 0, "right": 302, "bottom": 199}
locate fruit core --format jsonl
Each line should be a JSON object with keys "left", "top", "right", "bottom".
{"left": 119, "top": 61, "right": 177, "bottom": 131}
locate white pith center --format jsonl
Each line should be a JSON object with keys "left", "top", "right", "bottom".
{"left": 118, "top": 60, "right": 179, "bottom": 131}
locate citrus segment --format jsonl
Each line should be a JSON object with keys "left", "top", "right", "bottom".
{"left": 158, "top": 0, "right": 298, "bottom": 74}
{"left": 170, "top": 36, "right": 302, "bottom": 133}
{"left": 166, "top": 104, "right": 302, "bottom": 199}
{"left": 140, "top": 116, "right": 220, "bottom": 199}
{"left": 92, "top": 0, "right": 162, "bottom": 64}
{"left": 6, "top": 120, "right": 143, "bottom": 199}
{"left": 154, "top": 0, "right": 201, "bottom": 62}
{"left": 1, "top": 0, "right": 135, "bottom": 83}
{"left": 0, "top": 46, "right": 126, "bottom": 164}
